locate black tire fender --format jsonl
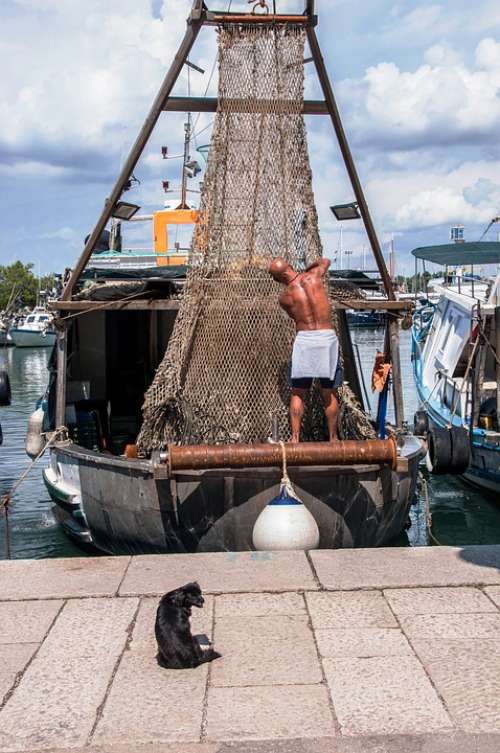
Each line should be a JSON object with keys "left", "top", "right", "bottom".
{"left": 0, "top": 370, "right": 11, "bottom": 406}
{"left": 450, "top": 426, "right": 471, "bottom": 473}
{"left": 426, "top": 427, "right": 452, "bottom": 475}
{"left": 413, "top": 410, "right": 429, "bottom": 436}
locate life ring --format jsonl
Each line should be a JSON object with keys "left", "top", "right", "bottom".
{"left": 0, "top": 370, "right": 11, "bottom": 406}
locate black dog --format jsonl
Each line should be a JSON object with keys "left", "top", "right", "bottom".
{"left": 155, "top": 581, "right": 221, "bottom": 669}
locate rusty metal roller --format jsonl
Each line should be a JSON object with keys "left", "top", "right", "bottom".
{"left": 168, "top": 438, "right": 398, "bottom": 472}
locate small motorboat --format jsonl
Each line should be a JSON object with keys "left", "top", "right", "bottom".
{"left": 9, "top": 307, "right": 56, "bottom": 348}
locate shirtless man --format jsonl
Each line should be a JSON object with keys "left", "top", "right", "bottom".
{"left": 269, "top": 256, "right": 340, "bottom": 442}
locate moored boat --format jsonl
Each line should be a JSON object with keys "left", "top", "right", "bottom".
{"left": 411, "top": 235, "right": 500, "bottom": 495}
{"left": 9, "top": 307, "right": 56, "bottom": 348}
{"left": 35, "top": 1, "right": 425, "bottom": 554}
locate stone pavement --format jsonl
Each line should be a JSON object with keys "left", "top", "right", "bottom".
{"left": 1, "top": 546, "right": 500, "bottom": 752}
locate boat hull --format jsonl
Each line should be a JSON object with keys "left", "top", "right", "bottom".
{"left": 44, "top": 437, "right": 424, "bottom": 554}
{"left": 412, "top": 328, "right": 500, "bottom": 497}
{"left": 9, "top": 329, "right": 56, "bottom": 348}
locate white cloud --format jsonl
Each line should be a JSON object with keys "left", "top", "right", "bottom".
{"left": 346, "top": 36, "right": 500, "bottom": 150}
{"left": 395, "top": 186, "right": 490, "bottom": 229}
{"left": 0, "top": 0, "right": 214, "bottom": 172}
{"left": 424, "top": 43, "right": 462, "bottom": 67}
{"left": 475, "top": 37, "right": 500, "bottom": 69}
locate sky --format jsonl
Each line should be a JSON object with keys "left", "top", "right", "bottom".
{"left": 2, "top": 0, "right": 500, "bottom": 277}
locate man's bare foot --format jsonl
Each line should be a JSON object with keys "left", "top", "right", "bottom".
{"left": 290, "top": 436, "right": 300, "bottom": 443}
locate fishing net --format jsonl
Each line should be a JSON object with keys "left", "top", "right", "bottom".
{"left": 137, "top": 25, "right": 374, "bottom": 454}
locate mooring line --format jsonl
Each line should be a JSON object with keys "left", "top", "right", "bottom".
{"left": 1, "top": 426, "right": 68, "bottom": 559}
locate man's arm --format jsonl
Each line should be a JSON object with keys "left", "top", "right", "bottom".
{"left": 305, "top": 258, "right": 331, "bottom": 277}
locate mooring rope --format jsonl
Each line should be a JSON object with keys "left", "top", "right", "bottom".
{"left": 418, "top": 470, "right": 443, "bottom": 547}
{"left": 1, "top": 425, "right": 68, "bottom": 559}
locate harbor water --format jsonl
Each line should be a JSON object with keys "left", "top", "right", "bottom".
{"left": 1, "top": 330, "right": 500, "bottom": 560}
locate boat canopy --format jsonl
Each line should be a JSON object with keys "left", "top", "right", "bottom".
{"left": 411, "top": 242, "right": 500, "bottom": 265}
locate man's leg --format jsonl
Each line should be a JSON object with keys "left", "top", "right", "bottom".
{"left": 320, "top": 387, "right": 339, "bottom": 441}
{"left": 290, "top": 388, "right": 307, "bottom": 443}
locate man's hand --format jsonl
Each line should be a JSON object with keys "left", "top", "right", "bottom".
{"left": 305, "top": 258, "right": 331, "bottom": 277}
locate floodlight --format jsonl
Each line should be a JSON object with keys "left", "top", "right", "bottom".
{"left": 112, "top": 201, "right": 141, "bottom": 221}
{"left": 330, "top": 202, "right": 361, "bottom": 221}
{"left": 184, "top": 159, "right": 201, "bottom": 178}
{"left": 161, "top": 146, "right": 168, "bottom": 159}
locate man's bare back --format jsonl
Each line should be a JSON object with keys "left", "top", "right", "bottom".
{"left": 269, "top": 257, "right": 333, "bottom": 331}
{"left": 269, "top": 256, "right": 339, "bottom": 442}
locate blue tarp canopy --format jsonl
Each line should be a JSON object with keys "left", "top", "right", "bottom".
{"left": 411, "top": 242, "right": 500, "bottom": 265}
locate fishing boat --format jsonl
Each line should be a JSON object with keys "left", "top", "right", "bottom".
{"left": 9, "top": 307, "right": 56, "bottom": 348}
{"left": 35, "top": 0, "right": 424, "bottom": 554}
{"left": 411, "top": 231, "right": 500, "bottom": 494}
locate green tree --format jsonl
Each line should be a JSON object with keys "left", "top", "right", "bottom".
{"left": 0, "top": 262, "right": 54, "bottom": 310}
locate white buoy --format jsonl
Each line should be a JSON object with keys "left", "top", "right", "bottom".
{"left": 252, "top": 442, "right": 320, "bottom": 551}
{"left": 252, "top": 485, "right": 320, "bottom": 551}
{"left": 25, "top": 408, "right": 46, "bottom": 459}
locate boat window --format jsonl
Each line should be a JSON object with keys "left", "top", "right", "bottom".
{"left": 39, "top": 316, "right": 49, "bottom": 321}
{"left": 26, "top": 316, "right": 35, "bottom": 323}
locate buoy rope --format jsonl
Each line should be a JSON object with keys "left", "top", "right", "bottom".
{"left": 1, "top": 425, "right": 68, "bottom": 559}
{"left": 278, "top": 441, "right": 301, "bottom": 500}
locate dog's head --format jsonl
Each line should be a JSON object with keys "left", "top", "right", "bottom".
{"left": 166, "top": 581, "right": 204, "bottom": 609}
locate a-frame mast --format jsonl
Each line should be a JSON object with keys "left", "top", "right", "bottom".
{"left": 59, "top": 0, "right": 404, "bottom": 427}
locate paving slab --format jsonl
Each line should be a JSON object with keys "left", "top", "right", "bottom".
{"left": 211, "top": 615, "right": 321, "bottom": 686}
{"left": 0, "top": 643, "right": 38, "bottom": 704}
{"left": 0, "top": 597, "right": 137, "bottom": 751}
{"left": 315, "top": 628, "right": 412, "bottom": 659}
{"left": 323, "top": 655, "right": 452, "bottom": 736}
{"left": 484, "top": 586, "right": 500, "bottom": 608}
{"left": 42, "top": 746, "right": 219, "bottom": 753}
{"left": 0, "top": 655, "right": 119, "bottom": 751}
{"left": 216, "top": 735, "right": 500, "bottom": 753}
{"left": 93, "top": 649, "right": 208, "bottom": 745}
{"left": 400, "top": 613, "right": 500, "bottom": 644}
{"left": 384, "top": 586, "right": 497, "bottom": 616}
{"left": 0, "top": 557, "right": 130, "bottom": 600}
{"left": 306, "top": 591, "right": 397, "bottom": 629}
{"left": 130, "top": 596, "right": 214, "bottom": 655}
{"left": 35, "top": 597, "right": 139, "bottom": 658}
{"left": 419, "top": 648, "right": 500, "bottom": 733}
{"left": 20, "top": 735, "right": 500, "bottom": 753}
{"left": 120, "top": 552, "right": 317, "bottom": 596}
{"left": 310, "top": 546, "right": 500, "bottom": 590}
{"left": 206, "top": 685, "right": 336, "bottom": 741}
{"left": 215, "top": 593, "right": 306, "bottom": 619}
{"left": 0, "top": 600, "right": 64, "bottom": 644}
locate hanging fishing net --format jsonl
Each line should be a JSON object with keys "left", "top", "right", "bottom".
{"left": 137, "top": 25, "right": 374, "bottom": 454}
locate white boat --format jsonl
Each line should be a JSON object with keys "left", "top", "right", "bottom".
{"left": 411, "top": 238, "right": 500, "bottom": 496}
{"left": 9, "top": 307, "right": 56, "bottom": 348}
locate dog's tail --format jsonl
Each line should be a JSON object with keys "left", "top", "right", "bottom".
{"left": 200, "top": 649, "right": 222, "bottom": 664}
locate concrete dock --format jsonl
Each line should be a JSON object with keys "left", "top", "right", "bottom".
{"left": 2, "top": 546, "right": 500, "bottom": 752}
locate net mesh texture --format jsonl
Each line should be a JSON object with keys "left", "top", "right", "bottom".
{"left": 137, "top": 25, "right": 373, "bottom": 454}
